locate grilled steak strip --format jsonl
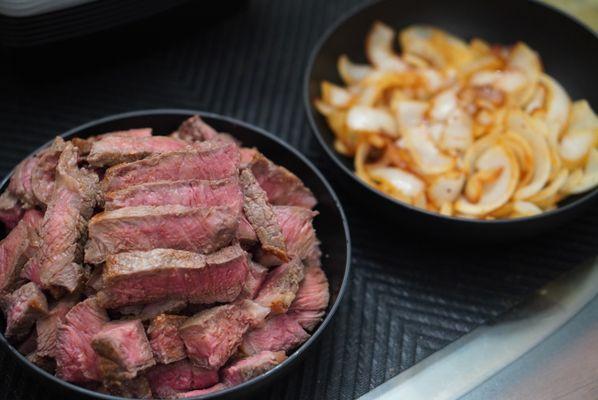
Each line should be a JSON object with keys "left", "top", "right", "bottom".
{"left": 3, "top": 282, "right": 48, "bottom": 340}
{"left": 73, "top": 128, "right": 153, "bottom": 156}
{"left": 146, "top": 360, "right": 219, "bottom": 398}
{"left": 101, "top": 140, "right": 240, "bottom": 193}
{"left": 255, "top": 257, "right": 304, "bottom": 314}
{"left": 22, "top": 142, "right": 99, "bottom": 293}
{"left": 8, "top": 156, "right": 37, "bottom": 207}
{"left": 55, "top": 297, "right": 109, "bottom": 382}
{"left": 222, "top": 350, "right": 286, "bottom": 387}
{"left": 31, "top": 137, "right": 67, "bottom": 206}
{"left": 85, "top": 205, "right": 238, "bottom": 264}
{"left": 0, "top": 209, "right": 43, "bottom": 293}
{"left": 179, "top": 300, "right": 269, "bottom": 370}
{"left": 0, "top": 191, "right": 24, "bottom": 229}
{"left": 171, "top": 116, "right": 218, "bottom": 143}
{"left": 103, "top": 176, "right": 242, "bottom": 211}
{"left": 238, "top": 261, "right": 268, "bottom": 300}
{"left": 97, "top": 244, "right": 248, "bottom": 308}
{"left": 240, "top": 314, "right": 309, "bottom": 356}
{"left": 147, "top": 314, "right": 187, "bottom": 364}
{"left": 249, "top": 152, "right": 317, "bottom": 209}
{"left": 91, "top": 320, "right": 155, "bottom": 380}
{"left": 288, "top": 265, "right": 330, "bottom": 331}
{"left": 87, "top": 136, "right": 188, "bottom": 167}
{"left": 240, "top": 169, "right": 288, "bottom": 264}
{"left": 36, "top": 296, "right": 78, "bottom": 360}
{"left": 258, "top": 206, "right": 318, "bottom": 266}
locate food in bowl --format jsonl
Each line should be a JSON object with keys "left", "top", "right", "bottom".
{"left": 314, "top": 22, "right": 598, "bottom": 219}
{"left": 0, "top": 116, "right": 329, "bottom": 399}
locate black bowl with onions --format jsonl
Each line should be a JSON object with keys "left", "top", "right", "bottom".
{"left": 304, "top": 0, "right": 598, "bottom": 240}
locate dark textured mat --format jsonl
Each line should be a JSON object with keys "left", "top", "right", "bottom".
{"left": 1, "top": 1, "right": 597, "bottom": 399}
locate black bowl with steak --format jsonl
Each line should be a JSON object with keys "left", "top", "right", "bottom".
{"left": 0, "top": 111, "right": 350, "bottom": 400}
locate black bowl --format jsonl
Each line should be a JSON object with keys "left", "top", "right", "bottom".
{"left": 304, "top": 0, "right": 598, "bottom": 240}
{"left": 0, "top": 110, "right": 351, "bottom": 400}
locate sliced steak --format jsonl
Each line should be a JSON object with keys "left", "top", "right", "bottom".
{"left": 97, "top": 244, "right": 248, "bottom": 308}
{"left": 146, "top": 360, "right": 219, "bottom": 398}
{"left": 239, "top": 148, "right": 258, "bottom": 169}
{"left": 288, "top": 265, "right": 329, "bottom": 331}
{"left": 31, "top": 137, "right": 66, "bottom": 206}
{"left": 98, "top": 376, "right": 152, "bottom": 399}
{"left": 0, "top": 191, "right": 24, "bottom": 229}
{"left": 249, "top": 152, "right": 317, "bottom": 209}
{"left": 240, "top": 169, "right": 288, "bottom": 264}
{"left": 240, "top": 314, "right": 309, "bottom": 356}
{"left": 22, "top": 143, "right": 98, "bottom": 293}
{"left": 101, "top": 140, "right": 240, "bottom": 193}
{"left": 148, "top": 314, "right": 187, "bottom": 364}
{"left": 175, "top": 384, "right": 225, "bottom": 398}
{"left": 139, "top": 299, "right": 187, "bottom": 321}
{"left": 85, "top": 205, "right": 238, "bottom": 264}
{"left": 255, "top": 257, "right": 304, "bottom": 314}
{"left": 8, "top": 156, "right": 37, "bottom": 207}
{"left": 238, "top": 261, "right": 268, "bottom": 300}
{"left": 91, "top": 320, "right": 155, "bottom": 380}
{"left": 88, "top": 136, "right": 188, "bottom": 167}
{"left": 258, "top": 206, "right": 318, "bottom": 266}
{"left": 104, "top": 176, "right": 242, "bottom": 211}
{"left": 0, "top": 209, "right": 43, "bottom": 293}
{"left": 36, "top": 296, "right": 78, "bottom": 360}
{"left": 55, "top": 297, "right": 109, "bottom": 382}
{"left": 172, "top": 115, "right": 218, "bottom": 143}
{"left": 222, "top": 351, "right": 286, "bottom": 387}
{"left": 73, "top": 128, "right": 153, "bottom": 156}
{"left": 237, "top": 214, "right": 257, "bottom": 245}
{"left": 3, "top": 282, "right": 48, "bottom": 340}
{"left": 179, "top": 300, "right": 269, "bottom": 370}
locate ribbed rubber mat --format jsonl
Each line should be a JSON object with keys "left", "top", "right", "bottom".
{"left": 1, "top": 1, "right": 597, "bottom": 399}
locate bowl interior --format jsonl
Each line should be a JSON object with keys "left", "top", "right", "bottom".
{"left": 305, "top": 0, "right": 598, "bottom": 219}
{"left": 0, "top": 110, "right": 350, "bottom": 400}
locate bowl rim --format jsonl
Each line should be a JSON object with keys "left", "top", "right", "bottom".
{"left": 303, "top": 0, "right": 598, "bottom": 225}
{"left": 0, "top": 109, "right": 352, "bottom": 400}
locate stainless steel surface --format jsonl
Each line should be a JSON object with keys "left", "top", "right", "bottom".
{"left": 358, "top": 258, "right": 598, "bottom": 400}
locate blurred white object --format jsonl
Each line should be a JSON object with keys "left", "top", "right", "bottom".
{"left": 0, "top": 0, "right": 95, "bottom": 17}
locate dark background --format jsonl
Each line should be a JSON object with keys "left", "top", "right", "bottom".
{"left": 1, "top": 1, "right": 597, "bottom": 399}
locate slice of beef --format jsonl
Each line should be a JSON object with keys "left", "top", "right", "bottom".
{"left": 85, "top": 265, "right": 104, "bottom": 296}
{"left": 237, "top": 214, "right": 257, "bottom": 245}
{"left": 222, "top": 351, "right": 286, "bottom": 387}
{"left": 18, "top": 329, "right": 38, "bottom": 355}
{"left": 73, "top": 128, "right": 153, "bottom": 156}
{"left": 3, "top": 282, "right": 48, "bottom": 340}
{"left": 146, "top": 359, "right": 219, "bottom": 398}
{"left": 179, "top": 300, "right": 269, "bottom": 370}
{"left": 239, "top": 148, "right": 258, "bottom": 169}
{"left": 255, "top": 257, "right": 304, "bottom": 314}
{"left": 91, "top": 320, "right": 155, "bottom": 380}
{"left": 240, "top": 314, "right": 309, "bottom": 356}
{"left": 240, "top": 169, "right": 288, "bottom": 264}
{"left": 101, "top": 140, "right": 240, "bottom": 193}
{"left": 238, "top": 261, "right": 268, "bottom": 300}
{"left": 88, "top": 136, "right": 188, "bottom": 167}
{"left": 171, "top": 115, "right": 218, "bottom": 143}
{"left": 249, "top": 152, "right": 316, "bottom": 209}
{"left": 139, "top": 299, "right": 187, "bottom": 321}
{"left": 36, "top": 296, "right": 79, "bottom": 359}
{"left": 55, "top": 297, "right": 109, "bottom": 382}
{"left": 288, "top": 265, "right": 329, "bottom": 332}
{"left": 22, "top": 143, "right": 98, "bottom": 293}
{"left": 258, "top": 206, "right": 318, "bottom": 266}
{"left": 98, "top": 376, "right": 152, "bottom": 399}
{"left": 0, "top": 191, "right": 24, "bottom": 229}
{"left": 103, "top": 176, "right": 242, "bottom": 211}
{"left": 175, "top": 384, "right": 226, "bottom": 398}
{"left": 31, "top": 137, "right": 66, "bottom": 206}
{"left": 0, "top": 209, "right": 43, "bottom": 293}
{"left": 148, "top": 314, "right": 187, "bottom": 364}
{"left": 304, "top": 242, "right": 322, "bottom": 268}
{"left": 85, "top": 205, "right": 238, "bottom": 264}
{"left": 97, "top": 244, "right": 248, "bottom": 308}
{"left": 8, "top": 156, "right": 37, "bottom": 207}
